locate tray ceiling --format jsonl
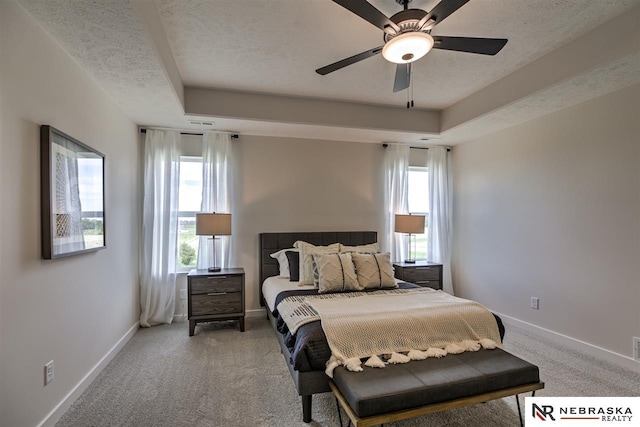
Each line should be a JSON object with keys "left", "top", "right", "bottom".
{"left": 16, "top": 0, "right": 640, "bottom": 144}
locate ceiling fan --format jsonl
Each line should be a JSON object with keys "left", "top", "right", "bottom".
{"left": 316, "top": 0, "right": 508, "bottom": 94}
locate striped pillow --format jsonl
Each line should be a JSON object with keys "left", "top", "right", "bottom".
{"left": 352, "top": 252, "right": 397, "bottom": 290}
{"left": 312, "top": 253, "right": 361, "bottom": 293}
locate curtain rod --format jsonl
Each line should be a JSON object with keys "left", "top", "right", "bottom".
{"left": 382, "top": 143, "right": 450, "bottom": 152}
{"left": 139, "top": 127, "right": 239, "bottom": 139}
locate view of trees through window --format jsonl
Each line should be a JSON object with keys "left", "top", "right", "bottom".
{"left": 408, "top": 167, "right": 429, "bottom": 260}
{"left": 177, "top": 157, "right": 203, "bottom": 270}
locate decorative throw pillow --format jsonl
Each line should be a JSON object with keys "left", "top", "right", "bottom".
{"left": 285, "top": 250, "right": 300, "bottom": 282}
{"left": 339, "top": 242, "right": 380, "bottom": 253}
{"left": 270, "top": 248, "right": 298, "bottom": 277}
{"left": 312, "top": 253, "right": 361, "bottom": 293}
{"left": 352, "top": 252, "right": 397, "bottom": 290}
{"left": 293, "top": 241, "right": 340, "bottom": 285}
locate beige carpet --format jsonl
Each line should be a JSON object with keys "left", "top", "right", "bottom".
{"left": 56, "top": 317, "right": 639, "bottom": 427}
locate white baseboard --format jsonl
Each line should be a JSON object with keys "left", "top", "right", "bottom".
{"left": 495, "top": 312, "right": 639, "bottom": 373}
{"left": 37, "top": 322, "right": 140, "bottom": 427}
{"left": 246, "top": 308, "right": 267, "bottom": 318}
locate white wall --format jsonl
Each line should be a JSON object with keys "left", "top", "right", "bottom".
{"left": 452, "top": 84, "right": 640, "bottom": 360}
{"left": 0, "top": 2, "right": 140, "bottom": 426}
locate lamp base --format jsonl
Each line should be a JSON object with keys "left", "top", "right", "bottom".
{"left": 208, "top": 266, "right": 222, "bottom": 272}
{"left": 403, "top": 259, "right": 416, "bottom": 264}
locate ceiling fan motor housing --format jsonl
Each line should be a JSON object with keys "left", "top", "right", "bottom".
{"left": 383, "top": 9, "right": 429, "bottom": 43}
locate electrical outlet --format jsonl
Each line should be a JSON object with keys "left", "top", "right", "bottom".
{"left": 634, "top": 337, "right": 640, "bottom": 361}
{"left": 530, "top": 297, "right": 539, "bottom": 310}
{"left": 179, "top": 289, "right": 187, "bottom": 300}
{"left": 44, "top": 360, "right": 54, "bottom": 385}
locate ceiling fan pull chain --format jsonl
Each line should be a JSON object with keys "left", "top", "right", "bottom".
{"left": 410, "top": 66, "right": 414, "bottom": 108}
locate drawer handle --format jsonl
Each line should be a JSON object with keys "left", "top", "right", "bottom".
{"left": 415, "top": 267, "right": 433, "bottom": 270}
{"left": 416, "top": 281, "right": 432, "bottom": 284}
{"left": 207, "top": 276, "right": 227, "bottom": 279}
{"left": 207, "top": 292, "right": 227, "bottom": 296}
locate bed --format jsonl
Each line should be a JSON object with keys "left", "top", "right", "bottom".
{"left": 259, "top": 231, "right": 508, "bottom": 423}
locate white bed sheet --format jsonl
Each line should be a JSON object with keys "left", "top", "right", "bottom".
{"left": 262, "top": 276, "right": 311, "bottom": 311}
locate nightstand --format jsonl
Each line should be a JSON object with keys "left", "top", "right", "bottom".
{"left": 187, "top": 268, "right": 245, "bottom": 336}
{"left": 393, "top": 261, "right": 443, "bottom": 290}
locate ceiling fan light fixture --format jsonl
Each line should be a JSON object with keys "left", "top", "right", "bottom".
{"left": 382, "top": 32, "right": 434, "bottom": 64}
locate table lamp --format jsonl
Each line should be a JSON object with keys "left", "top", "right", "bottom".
{"left": 394, "top": 213, "right": 425, "bottom": 263}
{"left": 195, "top": 212, "right": 231, "bottom": 272}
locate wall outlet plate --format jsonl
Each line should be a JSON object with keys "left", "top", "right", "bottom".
{"left": 530, "top": 297, "right": 539, "bottom": 310}
{"left": 634, "top": 337, "right": 640, "bottom": 361}
{"left": 45, "top": 360, "right": 54, "bottom": 385}
{"left": 179, "top": 289, "right": 187, "bottom": 300}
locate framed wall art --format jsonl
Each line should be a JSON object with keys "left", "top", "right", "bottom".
{"left": 41, "top": 125, "right": 106, "bottom": 259}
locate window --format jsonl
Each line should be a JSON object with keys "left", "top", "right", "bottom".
{"left": 408, "top": 167, "right": 429, "bottom": 260}
{"left": 177, "top": 156, "right": 203, "bottom": 270}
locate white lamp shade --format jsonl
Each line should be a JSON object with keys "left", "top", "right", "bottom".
{"left": 395, "top": 214, "right": 425, "bottom": 234}
{"left": 382, "top": 32, "right": 434, "bottom": 64}
{"left": 196, "top": 213, "right": 231, "bottom": 236}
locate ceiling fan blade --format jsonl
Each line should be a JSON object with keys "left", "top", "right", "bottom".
{"left": 421, "top": 0, "right": 470, "bottom": 28}
{"left": 393, "top": 63, "right": 411, "bottom": 93}
{"left": 316, "top": 46, "right": 383, "bottom": 75}
{"left": 433, "top": 36, "right": 508, "bottom": 55}
{"left": 331, "top": 0, "right": 399, "bottom": 32}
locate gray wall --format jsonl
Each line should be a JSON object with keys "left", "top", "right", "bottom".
{"left": 0, "top": 2, "right": 140, "bottom": 426}
{"left": 452, "top": 84, "right": 640, "bottom": 360}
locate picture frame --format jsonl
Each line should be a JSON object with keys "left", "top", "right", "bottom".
{"left": 41, "top": 125, "right": 106, "bottom": 259}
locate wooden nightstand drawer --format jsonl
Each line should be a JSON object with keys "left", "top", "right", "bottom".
{"left": 393, "top": 262, "right": 443, "bottom": 290}
{"left": 412, "top": 280, "right": 440, "bottom": 289}
{"left": 191, "top": 292, "right": 242, "bottom": 316}
{"left": 190, "top": 275, "right": 242, "bottom": 294}
{"left": 401, "top": 266, "right": 440, "bottom": 282}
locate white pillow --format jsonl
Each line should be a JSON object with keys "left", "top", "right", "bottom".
{"left": 293, "top": 241, "right": 340, "bottom": 285}
{"left": 351, "top": 252, "right": 397, "bottom": 290}
{"left": 312, "top": 253, "right": 361, "bottom": 293}
{"left": 270, "top": 248, "right": 298, "bottom": 277}
{"left": 339, "top": 242, "right": 380, "bottom": 253}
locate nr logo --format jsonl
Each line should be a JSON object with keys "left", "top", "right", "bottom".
{"left": 533, "top": 403, "right": 556, "bottom": 421}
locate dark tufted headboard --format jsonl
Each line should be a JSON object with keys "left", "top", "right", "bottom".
{"left": 259, "top": 231, "right": 377, "bottom": 306}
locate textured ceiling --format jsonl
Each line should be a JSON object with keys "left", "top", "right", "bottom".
{"left": 17, "top": 0, "right": 184, "bottom": 126}
{"left": 155, "top": 0, "right": 638, "bottom": 108}
{"left": 15, "top": 0, "right": 640, "bottom": 144}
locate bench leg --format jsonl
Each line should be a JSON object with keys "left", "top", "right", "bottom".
{"left": 335, "top": 397, "right": 344, "bottom": 427}
{"left": 516, "top": 394, "right": 523, "bottom": 427}
{"left": 302, "top": 395, "right": 312, "bottom": 423}
{"left": 516, "top": 390, "right": 537, "bottom": 427}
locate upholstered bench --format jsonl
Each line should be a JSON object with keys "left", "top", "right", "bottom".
{"left": 330, "top": 348, "right": 544, "bottom": 427}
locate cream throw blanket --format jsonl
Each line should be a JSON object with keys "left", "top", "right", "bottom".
{"left": 305, "top": 290, "right": 501, "bottom": 377}
{"left": 277, "top": 287, "right": 430, "bottom": 335}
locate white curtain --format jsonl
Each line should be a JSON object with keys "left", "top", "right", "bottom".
{"left": 383, "top": 144, "right": 410, "bottom": 262}
{"left": 140, "top": 130, "right": 180, "bottom": 327}
{"left": 196, "top": 133, "right": 233, "bottom": 270}
{"left": 427, "top": 147, "right": 454, "bottom": 295}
